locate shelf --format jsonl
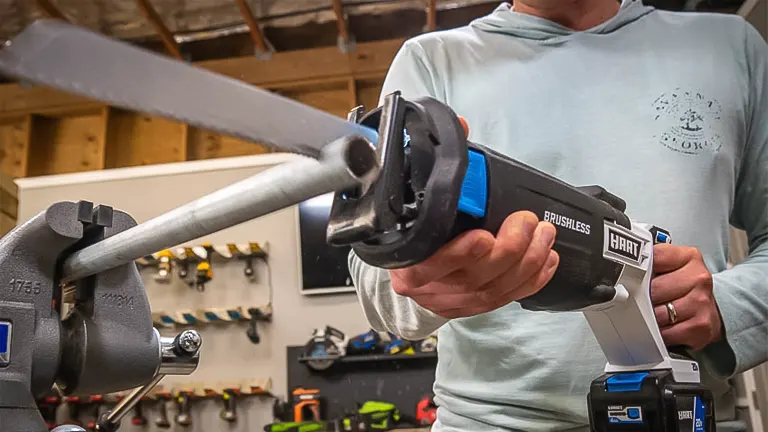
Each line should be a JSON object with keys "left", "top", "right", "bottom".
{"left": 298, "top": 351, "right": 437, "bottom": 365}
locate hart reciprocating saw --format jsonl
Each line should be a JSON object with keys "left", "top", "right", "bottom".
{"left": 327, "top": 94, "right": 715, "bottom": 431}
{"left": 0, "top": 20, "right": 712, "bottom": 432}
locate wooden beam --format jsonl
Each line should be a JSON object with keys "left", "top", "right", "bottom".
{"left": 234, "top": 0, "right": 270, "bottom": 53}
{"left": 0, "top": 38, "right": 404, "bottom": 118}
{"left": 135, "top": 0, "right": 183, "bottom": 60}
{"left": 332, "top": 0, "right": 351, "bottom": 45}
{"left": 347, "top": 78, "right": 358, "bottom": 109}
{"left": 35, "top": 0, "right": 69, "bottom": 21}
{"left": 427, "top": 0, "right": 438, "bottom": 31}
{"left": 198, "top": 38, "right": 402, "bottom": 86}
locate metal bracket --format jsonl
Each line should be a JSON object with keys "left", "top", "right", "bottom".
{"left": 337, "top": 34, "right": 356, "bottom": 53}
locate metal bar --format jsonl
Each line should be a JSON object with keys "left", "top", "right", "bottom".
{"left": 104, "top": 374, "right": 164, "bottom": 428}
{"left": 135, "top": 0, "right": 184, "bottom": 60}
{"left": 234, "top": 0, "right": 270, "bottom": 53}
{"left": 60, "top": 136, "right": 378, "bottom": 284}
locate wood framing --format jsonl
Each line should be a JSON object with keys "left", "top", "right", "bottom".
{"left": 332, "top": 0, "right": 352, "bottom": 45}
{"left": 35, "top": 0, "right": 70, "bottom": 22}
{"left": 234, "top": 0, "right": 270, "bottom": 53}
{"left": 136, "top": 0, "right": 183, "bottom": 60}
{"left": 427, "top": 0, "right": 438, "bottom": 31}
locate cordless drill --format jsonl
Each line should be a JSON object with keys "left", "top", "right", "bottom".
{"left": 326, "top": 92, "right": 715, "bottom": 432}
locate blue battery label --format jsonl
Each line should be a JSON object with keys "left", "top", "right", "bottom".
{"left": 694, "top": 396, "right": 706, "bottom": 432}
{"left": 676, "top": 395, "right": 708, "bottom": 431}
{"left": 607, "top": 405, "right": 643, "bottom": 424}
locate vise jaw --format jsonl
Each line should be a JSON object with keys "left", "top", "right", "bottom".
{"left": 0, "top": 201, "right": 200, "bottom": 432}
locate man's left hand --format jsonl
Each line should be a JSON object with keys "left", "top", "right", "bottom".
{"left": 651, "top": 243, "right": 724, "bottom": 351}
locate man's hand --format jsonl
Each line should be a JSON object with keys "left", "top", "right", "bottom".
{"left": 388, "top": 211, "right": 560, "bottom": 319}
{"left": 387, "top": 114, "right": 558, "bottom": 319}
{"left": 651, "top": 243, "right": 724, "bottom": 351}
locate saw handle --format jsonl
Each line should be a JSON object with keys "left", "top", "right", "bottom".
{"left": 460, "top": 142, "right": 632, "bottom": 311}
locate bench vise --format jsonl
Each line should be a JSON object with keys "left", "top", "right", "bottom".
{"left": 0, "top": 201, "right": 201, "bottom": 432}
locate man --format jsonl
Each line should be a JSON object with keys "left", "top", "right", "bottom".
{"left": 348, "top": 0, "right": 768, "bottom": 431}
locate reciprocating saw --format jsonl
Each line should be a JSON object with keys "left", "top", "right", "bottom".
{"left": 326, "top": 92, "right": 716, "bottom": 432}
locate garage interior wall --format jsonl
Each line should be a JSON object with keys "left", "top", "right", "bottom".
{"left": 15, "top": 154, "right": 372, "bottom": 432}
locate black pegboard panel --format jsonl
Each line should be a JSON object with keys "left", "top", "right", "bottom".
{"left": 285, "top": 346, "right": 437, "bottom": 421}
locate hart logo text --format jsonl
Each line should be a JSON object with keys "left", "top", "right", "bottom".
{"left": 607, "top": 228, "right": 642, "bottom": 262}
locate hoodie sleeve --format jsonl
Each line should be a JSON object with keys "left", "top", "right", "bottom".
{"left": 348, "top": 39, "right": 449, "bottom": 340}
{"left": 697, "top": 20, "right": 768, "bottom": 379}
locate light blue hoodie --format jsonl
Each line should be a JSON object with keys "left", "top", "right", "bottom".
{"left": 349, "top": 1, "right": 768, "bottom": 431}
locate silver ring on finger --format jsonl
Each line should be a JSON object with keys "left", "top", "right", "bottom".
{"left": 666, "top": 302, "right": 678, "bottom": 325}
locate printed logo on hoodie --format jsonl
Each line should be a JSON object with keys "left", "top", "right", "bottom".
{"left": 652, "top": 88, "right": 723, "bottom": 155}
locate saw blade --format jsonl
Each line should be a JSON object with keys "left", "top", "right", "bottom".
{"left": 0, "top": 19, "right": 378, "bottom": 159}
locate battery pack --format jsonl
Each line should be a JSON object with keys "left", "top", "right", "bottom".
{"left": 588, "top": 369, "right": 715, "bottom": 431}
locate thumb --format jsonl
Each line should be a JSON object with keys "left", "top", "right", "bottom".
{"left": 457, "top": 115, "right": 470, "bottom": 138}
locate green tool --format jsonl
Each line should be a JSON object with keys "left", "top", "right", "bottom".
{"left": 356, "top": 401, "right": 401, "bottom": 431}
{"left": 264, "top": 421, "right": 330, "bottom": 432}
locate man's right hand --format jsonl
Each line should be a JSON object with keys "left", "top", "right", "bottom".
{"left": 389, "top": 211, "right": 559, "bottom": 319}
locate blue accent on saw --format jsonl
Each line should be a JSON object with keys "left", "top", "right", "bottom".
{"left": 361, "top": 126, "right": 489, "bottom": 219}
{"left": 627, "top": 408, "right": 640, "bottom": 419}
{"left": 655, "top": 231, "right": 670, "bottom": 244}
{"left": 606, "top": 372, "right": 648, "bottom": 392}
{"left": 457, "top": 149, "right": 488, "bottom": 218}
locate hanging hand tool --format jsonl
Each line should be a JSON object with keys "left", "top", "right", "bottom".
{"left": 38, "top": 395, "right": 60, "bottom": 430}
{"left": 64, "top": 397, "right": 82, "bottom": 428}
{"left": 220, "top": 387, "right": 240, "bottom": 423}
{"left": 174, "top": 389, "right": 197, "bottom": 427}
{"left": 154, "top": 391, "right": 173, "bottom": 429}
{"left": 243, "top": 242, "right": 268, "bottom": 279}
{"left": 130, "top": 398, "right": 147, "bottom": 427}
{"left": 292, "top": 388, "right": 323, "bottom": 423}
{"left": 246, "top": 306, "right": 273, "bottom": 344}
{"left": 154, "top": 249, "right": 175, "bottom": 283}
{"left": 303, "top": 327, "right": 349, "bottom": 371}
{"left": 84, "top": 395, "right": 104, "bottom": 431}
{"left": 416, "top": 396, "right": 437, "bottom": 426}
{"left": 176, "top": 247, "right": 197, "bottom": 281}
{"left": 191, "top": 244, "right": 214, "bottom": 292}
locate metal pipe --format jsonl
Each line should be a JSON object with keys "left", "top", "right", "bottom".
{"left": 60, "top": 136, "right": 378, "bottom": 284}
{"left": 101, "top": 374, "right": 165, "bottom": 430}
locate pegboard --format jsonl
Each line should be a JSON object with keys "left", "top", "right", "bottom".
{"left": 16, "top": 154, "right": 375, "bottom": 432}
{"left": 285, "top": 346, "right": 437, "bottom": 422}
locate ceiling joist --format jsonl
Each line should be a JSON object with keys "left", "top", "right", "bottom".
{"left": 35, "top": 0, "right": 70, "bottom": 22}
{"left": 332, "top": 0, "right": 353, "bottom": 48}
{"left": 135, "top": 0, "right": 183, "bottom": 60}
{"left": 427, "top": 0, "right": 438, "bottom": 31}
{"left": 234, "top": 0, "right": 271, "bottom": 54}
